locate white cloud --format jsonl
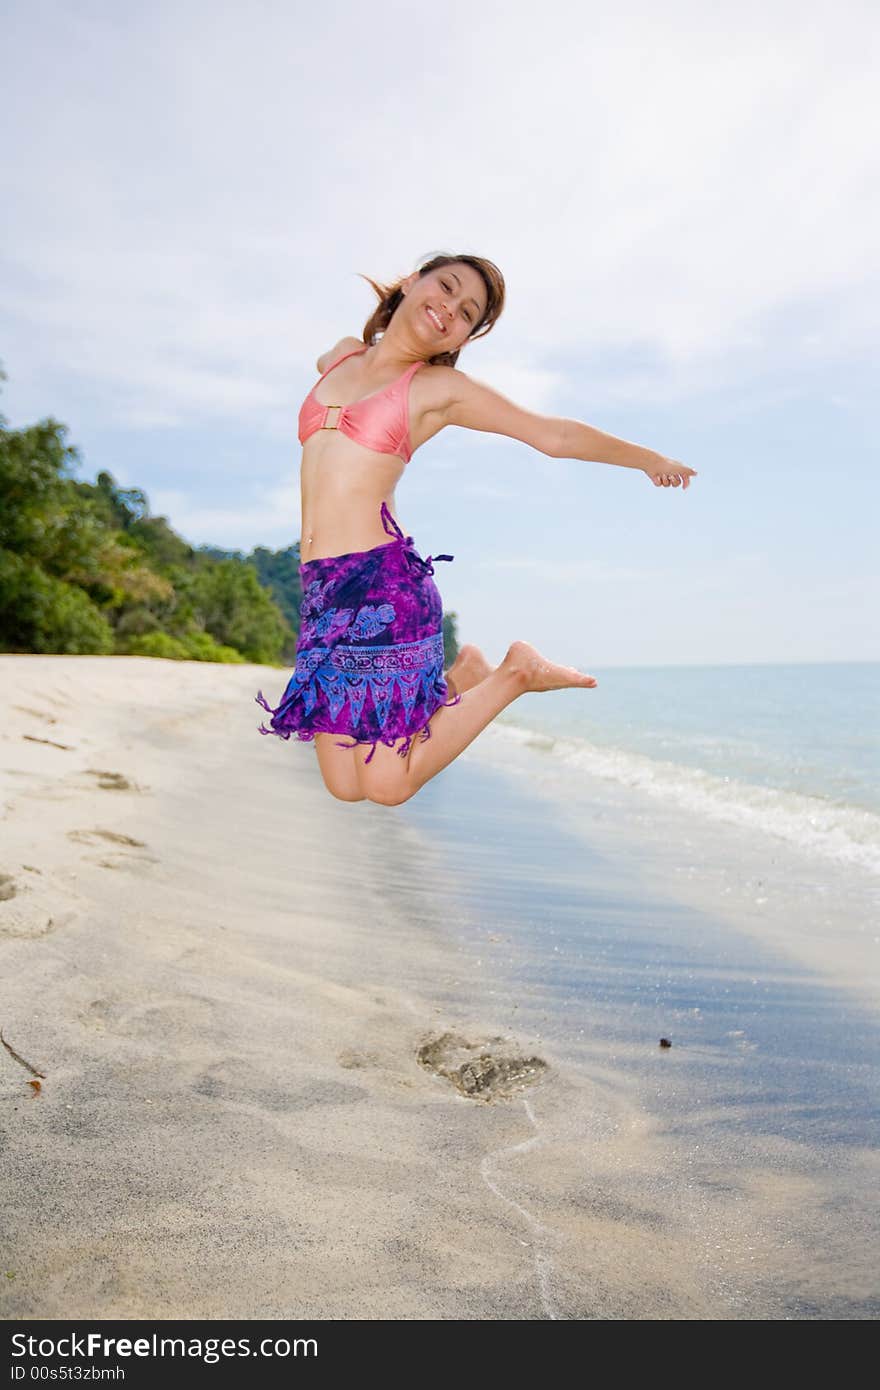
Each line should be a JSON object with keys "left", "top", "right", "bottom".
{"left": 2, "top": 0, "right": 878, "bottom": 430}
{"left": 2, "top": 0, "right": 877, "bottom": 662}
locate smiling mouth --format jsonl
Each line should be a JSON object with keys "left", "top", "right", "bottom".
{"left": 425, "top": 306, "right": 446, "bottom": 333}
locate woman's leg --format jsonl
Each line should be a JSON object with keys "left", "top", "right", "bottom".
{"left": 313, "top": 732, "right": 367, "bottom": 801}
{"left": 312, "top": 645, "right": 494, "bottom": 803}
{"left": 443, "top": 643, "right": 494, "bottom": 698}
{"left": 353, "top": 640, "right": 597, "bottom": 806}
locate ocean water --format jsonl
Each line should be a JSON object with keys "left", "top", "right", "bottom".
{"left": 399, "top": 745, "right": 880, "bottom": 1318}
{"left": 480, "top": 661, "right": 880, "bottom": 877}
{"left": 395, "top": 661, "right": 880, "bottom": 1315}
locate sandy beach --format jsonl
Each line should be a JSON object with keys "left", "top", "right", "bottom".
{"left": 1, "top": 655, "right": 878, "bottom": 1320}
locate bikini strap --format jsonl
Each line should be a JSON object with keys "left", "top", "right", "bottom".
{"left": 312, "top": 344, "right": 368, "bottom": 387}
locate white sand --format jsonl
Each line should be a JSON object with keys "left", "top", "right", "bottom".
{"left": 3, "top": 655, "right": 876, "bottom": 1321}
{"left": 0, "top": 655, "right": 637, "bottom": 1319}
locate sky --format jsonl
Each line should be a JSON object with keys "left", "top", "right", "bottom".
{"left": 2, "top": 0, "right": 878, "bottom": 667}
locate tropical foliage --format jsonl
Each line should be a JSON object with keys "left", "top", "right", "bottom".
{"left": 0, "top": 368, "right": 460, "bottom": 668}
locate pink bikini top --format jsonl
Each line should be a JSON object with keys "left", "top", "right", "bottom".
{"left": 297, "top": 346, "right": 425, "bottom": 465}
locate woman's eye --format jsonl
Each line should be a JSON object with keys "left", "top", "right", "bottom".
{"left": 441, "top": 277, "right": 470, "bottom": 320}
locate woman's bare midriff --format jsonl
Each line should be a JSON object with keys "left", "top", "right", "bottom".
{"left": 299, "top": 433, "right": 407, "bottom": 562}
{"left": 298, "top": 372, "right": 445, "bottom": 563}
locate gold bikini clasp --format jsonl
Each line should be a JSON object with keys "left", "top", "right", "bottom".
{"left": 321, "top": 405, "right": 343, "bottom": 430}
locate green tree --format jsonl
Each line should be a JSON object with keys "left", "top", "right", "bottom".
{"left": 247, "top": 543, "right": 303, "bottom": 634}
{"left": 183, "top": 559, "right": 288, "bottom": 664}
{"left": 0, "top": 549, "right": 114, "bottom": 654}
{"left": 0, "top": 366, "right": 457, "bottom": 668}
{"left": 442, "top": 611, "right": 460, "bottom": 667}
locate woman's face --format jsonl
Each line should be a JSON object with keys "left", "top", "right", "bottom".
{"left": 403, "top": 264, "right": 488, "bottom": 354}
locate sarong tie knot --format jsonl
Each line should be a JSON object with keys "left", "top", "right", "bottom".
{"left": 380, "top": 500, "right": 454, "bottom": 578}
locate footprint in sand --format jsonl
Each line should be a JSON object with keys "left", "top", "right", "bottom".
{"left": 193, "top": 1055, "right": 367, "bottom": 1110}
{"left": 67, "top": 828, "right": 147, "bottom": 848}
{"left": 79, "top": 994, "right": 217, "bottom": 1039}
{"left": 417, "top": 1030, "right": 549, "bottom": 1103}
{"left": 92, "top": 854, "right": 159, "bottom": 872}
{"left": 0, "top": 871, "right": 78, "bottom": 939}
{"left": 84, "top": 769, "right": 139, "bottom": 792}
{"left": 66, "top": 828, "right": 158, "bottom": 872}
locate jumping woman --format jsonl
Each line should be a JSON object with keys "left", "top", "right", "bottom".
{"left": 256, "top": 251, "right": 696, "bottom": 806}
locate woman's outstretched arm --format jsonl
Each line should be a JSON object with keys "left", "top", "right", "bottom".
{"left": 556, "top": 416, "right": 696, "bottom": 488}
{"left": 440, "top": 368, "right": 697, "bottom": 489}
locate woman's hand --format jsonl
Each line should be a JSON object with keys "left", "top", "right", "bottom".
{"left": 643, "top": 456, "right": 697, "bottom": 489}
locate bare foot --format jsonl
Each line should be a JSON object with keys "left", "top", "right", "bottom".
{"left": 445, "top": 643, "right": 495, "bottom": 696}
{"left": 501, "top": 639, "right": 598, "bottom": 693}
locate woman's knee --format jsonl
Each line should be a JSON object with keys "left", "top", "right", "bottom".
{"left": 326, "top": 785, "right": 367, "bottom": 803}
{"left": 366, "top": 788, "right": 413, "bottom": 807}
{"left": 357, "top": 771, "right": 414, "bottom": 806}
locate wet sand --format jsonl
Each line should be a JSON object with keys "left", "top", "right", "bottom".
{"left": 1, "top": 655, "right": 877, "bottom": 1319}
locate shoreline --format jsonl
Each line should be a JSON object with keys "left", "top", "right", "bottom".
{"left": 1, "top": 656, "right": 877, "bottom": 1319}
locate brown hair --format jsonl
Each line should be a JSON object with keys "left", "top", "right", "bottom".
{"left": 357, "top": 251, "right": 505, "bottom": 367}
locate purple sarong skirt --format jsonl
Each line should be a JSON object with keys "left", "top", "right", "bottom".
{"left": 255, "top": 502, "right": 462, "bottom": 763}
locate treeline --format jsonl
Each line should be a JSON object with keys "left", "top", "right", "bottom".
{"left": 0, "top": 376, "right": 460, "bottom": 668}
